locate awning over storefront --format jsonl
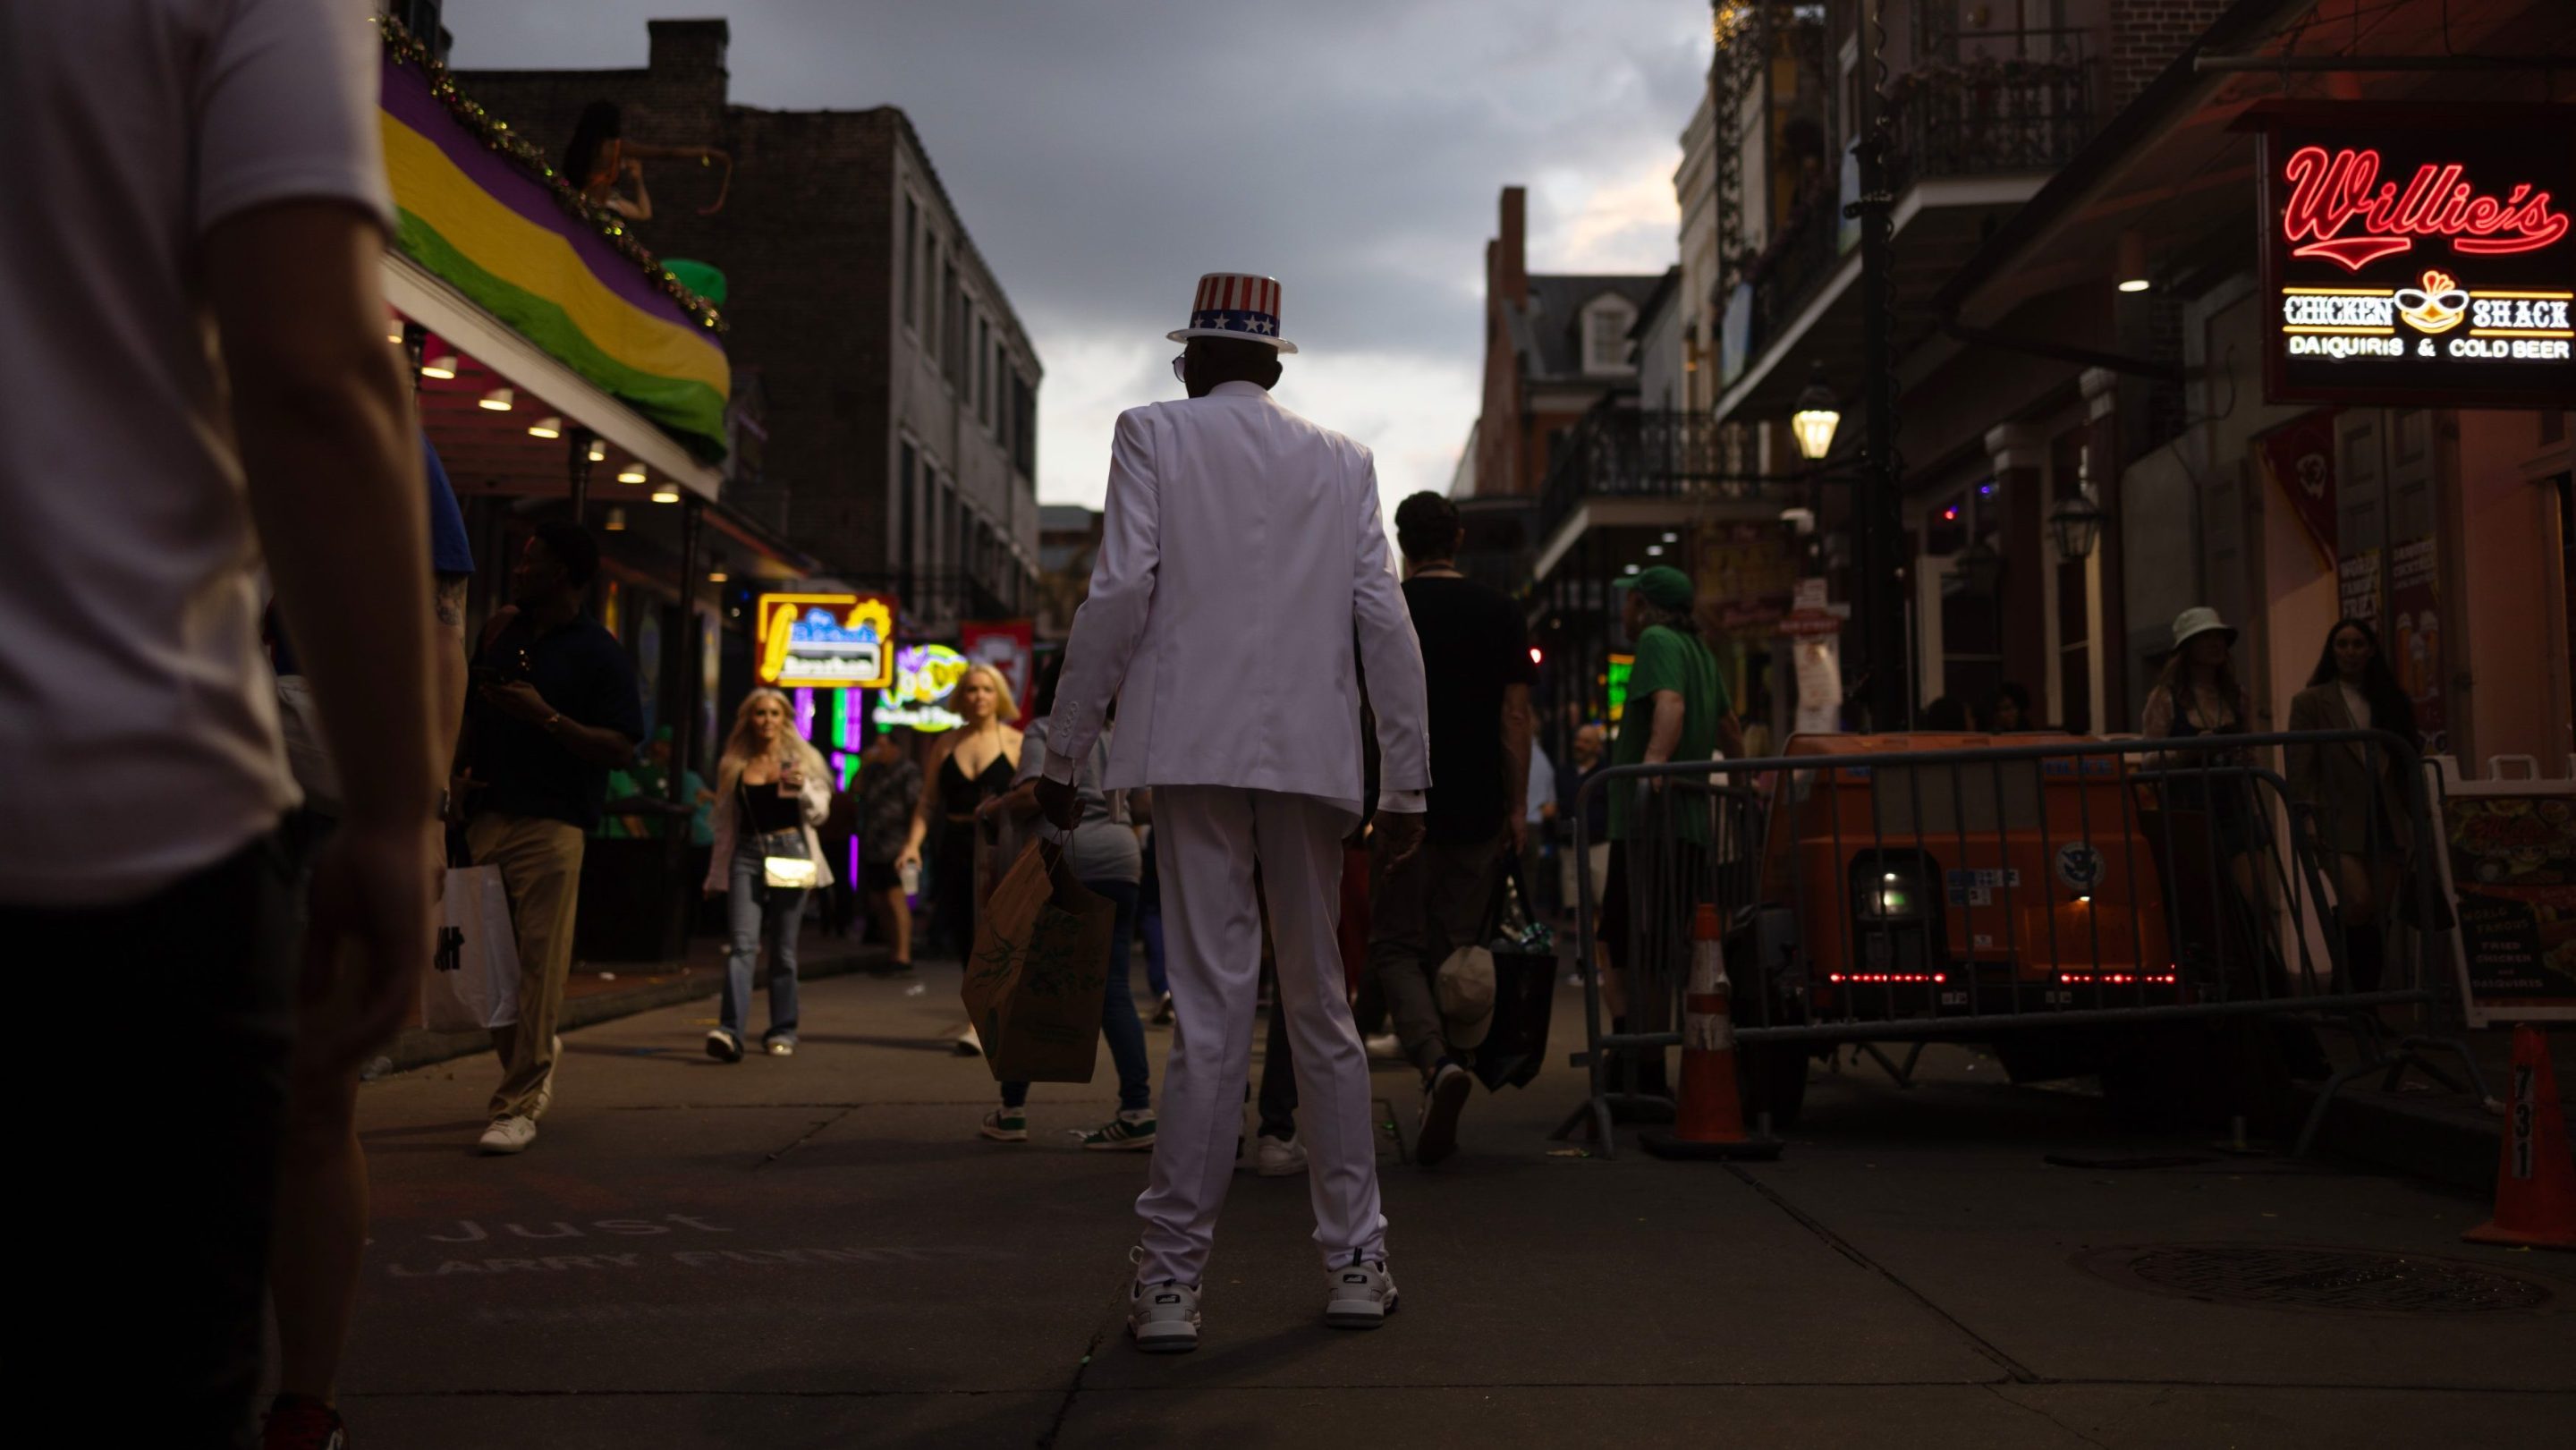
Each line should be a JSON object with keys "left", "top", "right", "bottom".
{"left": 386, "top": 252, "right": 720, "bottom": 503}
{"left": 377, "top": 24, "right": 729, "bottom": 467}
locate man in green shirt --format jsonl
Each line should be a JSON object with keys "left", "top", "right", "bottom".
{"left": 1599, "top": 566, "right": 1741, "bottom": 1094}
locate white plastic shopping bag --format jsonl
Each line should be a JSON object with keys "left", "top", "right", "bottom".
{"left": 425, "top": 865, "right": 521, "bottom": 1032}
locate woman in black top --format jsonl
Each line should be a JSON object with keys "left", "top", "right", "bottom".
{"left": 899, "top": 665, "right": 1024, "bottom": 966}
{"left": 701, "top": 689, "right": 832, "bottom": 1061}
{"left": 2288, "top": 618, "right": 2420, "bottom": 991}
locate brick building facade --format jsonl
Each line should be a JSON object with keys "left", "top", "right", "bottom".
{"left": 2106, "top": 0, "right": 2235, "bottom": 108}
{"left": 459, "top": 19, "right": 1040, "bottom": 631}
{"left": 1467, "top": 185, "right": 1663, "bottom": 499}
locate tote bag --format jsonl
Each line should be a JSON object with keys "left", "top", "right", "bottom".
{"left": 424, "top": 865, "right": 522, "bottom": 1032}
{"left": 960, "top": 841, "right": 1115, "bottom": 1082}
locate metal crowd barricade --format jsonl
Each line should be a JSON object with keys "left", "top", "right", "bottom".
{"left": 1559, "top": 731, "right": 2487, "bottom": 1158}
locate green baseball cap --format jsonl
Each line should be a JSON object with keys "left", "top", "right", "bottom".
{"left": 1614, "top": 564, "right": 1694, "bottom": 612}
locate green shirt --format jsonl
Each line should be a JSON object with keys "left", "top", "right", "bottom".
{"left": 1607, "top": 624, "right": 1730, "bottom": 843}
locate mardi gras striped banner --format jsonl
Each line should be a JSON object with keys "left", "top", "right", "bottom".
{"left": 378, "top": 55, "right": 728, "bottom": 460}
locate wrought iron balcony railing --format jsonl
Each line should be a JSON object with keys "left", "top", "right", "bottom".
{"left": 1536, "top": 409, "right": 1788, "bottom": 546}
{"left": 1739, "top": 40, "right": 2097, "bottom": 370}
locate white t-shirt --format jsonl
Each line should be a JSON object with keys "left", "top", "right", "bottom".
{"left": 2340, "top": 682, "right": 2371, "bottom": 730}
{"left": 0, "top": 0, "right": 394, "bottom": 905}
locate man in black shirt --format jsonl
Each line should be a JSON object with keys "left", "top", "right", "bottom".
{"left": 1369, "top": 493, "right": 1533, "bottom": 1166}
{"left": 459, "top": 521, "right": 644, "bottom": 1154}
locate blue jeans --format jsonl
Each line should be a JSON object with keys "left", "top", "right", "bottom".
{"left": 720, "top": 830, "right": 806, "bottom": 1046}
{"left": 1004, "top": 878, "right": 1147, "bottom": 1113}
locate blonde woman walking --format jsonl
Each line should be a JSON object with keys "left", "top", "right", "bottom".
{"left": 899, "top": 665, "right": 1023, "bottom": 965}
{"left": 703, "top": 688, "right": 834, "bottom": 1061}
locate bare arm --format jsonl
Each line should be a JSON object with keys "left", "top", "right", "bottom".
{"left": 434, "top": 576, "right": 470, "bottom": 768}
{"left": 208, "top": 199, "right": 435, "bottom": 1078}
{"left": 1718, "top": 710, "right": 1747, "bottom": 761}
{"left": 619, "top": 142, "right": 729, "bottom": 164}
{"left": 1503, "top": 682, "right": 1533, "bottom": 845}
{"left": 1644, "top": 690, "right": 1688, "bottom": 766}
{"left": 902, "top": 738, "right": 953, "bottom": 862}
{"left": 2140, "top": 686, "right": 2179, "bottom": 767}
{"left": 987, "top": 778, "right": 1042, "bottom": 822}
{"left": 607, "top": 160, "right": 651, "bottom": 221}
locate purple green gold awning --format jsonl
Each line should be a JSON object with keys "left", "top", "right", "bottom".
{"left": 378, "top": 54, "right": 728, "bottom": 461}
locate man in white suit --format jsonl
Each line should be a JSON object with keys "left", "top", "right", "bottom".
{"left": 1038, "top": 273, "right": 1430, "bottom": 1354}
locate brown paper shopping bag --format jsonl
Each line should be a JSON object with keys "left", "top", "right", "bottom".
{"left": 961, "top": 841, "right": 1115, "bottom": 1082}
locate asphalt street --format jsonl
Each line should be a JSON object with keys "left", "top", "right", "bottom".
{"left": 334, "top": 965, "right": 2576, "bottom": 1448}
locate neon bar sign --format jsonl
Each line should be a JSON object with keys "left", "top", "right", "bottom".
{"left": 2281, "top": 147, "right": 2569, "bottom": 271}
{"left": 2250, "top": 103, "right": 2575, "bottom": 409}
{"left": 755, "top": 592, "right": 897, "bottom": 691}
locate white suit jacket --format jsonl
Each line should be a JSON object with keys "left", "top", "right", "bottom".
{"left": 1046, "top": 380, "right": 1430, "bottom": 817}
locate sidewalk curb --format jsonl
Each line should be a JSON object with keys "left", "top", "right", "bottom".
{"left": 2280, "top": 1081, "right": 2501, "bottom": 1195}
{"left": 376, "top": 940, "right": 891, "bottom": 1079}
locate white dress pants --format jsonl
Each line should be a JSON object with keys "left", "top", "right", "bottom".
{"left": 1135, "top": 785, "right": 1385, "bottom": 1285}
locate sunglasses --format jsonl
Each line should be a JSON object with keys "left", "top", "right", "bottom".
{"left": 1171, "top": 353, "right": 1188, "bottom": 385}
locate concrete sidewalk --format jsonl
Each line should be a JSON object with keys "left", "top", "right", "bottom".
{"left": 380, "top": 932, "right": 890, "bottom": 1075}
{"left": 339, "top": 967, "right": 2575, "bottom": 1448}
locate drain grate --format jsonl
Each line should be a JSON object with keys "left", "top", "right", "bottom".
{"left": 2080, "top": 1243, "right": 2561, "bottom": 1315}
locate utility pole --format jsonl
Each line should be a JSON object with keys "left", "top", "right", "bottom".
{"left": 1846, "top": 0, "right": 1908, "bottom": 732}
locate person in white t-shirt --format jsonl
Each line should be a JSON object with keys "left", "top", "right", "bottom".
{"left": 0, "top": 4, "right": 437, "bottom": 1446}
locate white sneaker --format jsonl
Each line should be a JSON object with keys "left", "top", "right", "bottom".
{"left": 1362, "top": 1032, "right": 1402, "bottom": 1061}
{"left": 766, "top": 1039, "right": 795, "bottom": 1057}
{"left": 706, "top": 1030, "right": 743, "bottom": 1064}
{"left": 952, "top": 1023, "right": 984, "bottom": 1057}
{"left": 1255, "top": 1133, "right": 1309, "bottom": 1177}
{"left": 1127, "top": 1275, "right": 1201, "bottom": 1353}
{"left": 477, "top": 1115, "right": 537, "bottom": 1156}
{"left": 1323, "top": 1253, "right": 1398, "bottom": 1329}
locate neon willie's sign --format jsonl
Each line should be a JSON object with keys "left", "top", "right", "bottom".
{"left": 2280, "top": 145, "right": 2570, "bottom": 272}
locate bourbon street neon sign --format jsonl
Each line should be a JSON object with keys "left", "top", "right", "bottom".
{"left": 2247, "top": 103, "right": 2575, "bottom": 409}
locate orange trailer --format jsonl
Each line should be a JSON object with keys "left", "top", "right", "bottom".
{"left": 1760, "top": 732, "right": 2177, "bottom": 1020}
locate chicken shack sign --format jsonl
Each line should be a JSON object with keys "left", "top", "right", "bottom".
{"left": 754, "top": 593, "right": 897, "bottom": 691}
{"left": 2246, "top": 102, "right": 2573, "bottom": 409}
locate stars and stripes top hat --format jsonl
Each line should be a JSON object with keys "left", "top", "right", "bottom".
{"left": 1167, "top": 273, "right": 1298, "bottom": 353}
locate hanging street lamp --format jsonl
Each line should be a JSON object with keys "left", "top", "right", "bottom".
{"left": 1791, "top": 362, "right": 1842, "bottom": 462}
{"left": 2050, "top": 487, "right": 2106, "bottom": 561}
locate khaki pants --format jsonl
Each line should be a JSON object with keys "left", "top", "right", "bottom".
{"left": 467, "top": 812, "right": 586, "bottom": 1121}
{"left": 1368, "top": 829, "right": 1504, "bottom": 1077}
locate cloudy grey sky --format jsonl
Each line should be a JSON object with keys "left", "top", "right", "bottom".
{"left": 445, "top": 1, "right": 1710, "bottom": 511}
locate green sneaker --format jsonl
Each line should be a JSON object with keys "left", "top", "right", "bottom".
{"left": 1082, "top": 1114, "right": 1157, "bottom": 1151}
{"left": 979, "top": 1108, "right": 1028, "bottom": 1142}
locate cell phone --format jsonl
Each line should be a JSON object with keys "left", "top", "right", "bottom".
{"left": 470, "top": 664, "right": 511, "bottom": 687}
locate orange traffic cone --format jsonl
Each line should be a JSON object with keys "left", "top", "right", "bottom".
{"left": 1643, "top": 904, "right": 1782, "bottom": 1162}
{"left": 2463, "top": 1024, "right": 2575, "bottom": 1251}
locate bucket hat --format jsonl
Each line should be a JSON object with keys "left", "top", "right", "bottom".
{"left": 2168, "top": 606, "right": 2238, "bottom": 654}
